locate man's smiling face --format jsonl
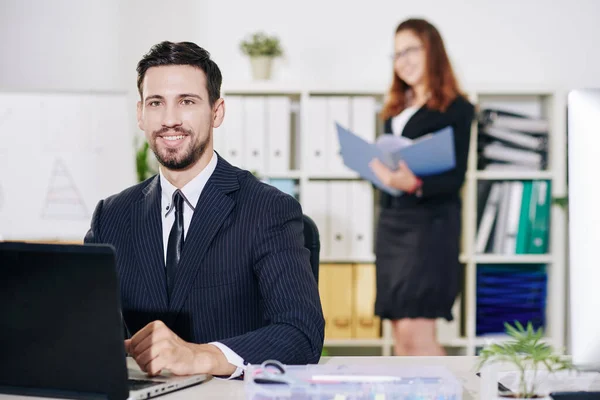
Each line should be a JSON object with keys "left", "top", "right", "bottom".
{"left": 137, "top": 65, "right": 214, "bottom": 171}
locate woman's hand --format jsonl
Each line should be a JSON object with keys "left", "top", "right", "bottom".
{"left": 369, "top": 159, "right": 419, "bottom": 192}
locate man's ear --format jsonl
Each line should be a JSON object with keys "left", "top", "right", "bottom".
{"left": 212, "top": 98, "right": 225, "bottom": 129}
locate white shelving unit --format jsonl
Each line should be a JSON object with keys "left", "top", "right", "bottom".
{"left": 463, "top": 87, "right": 568, "bottom": 356}
{"left": 218, "top": 82, "right": 568, "bottom": 357}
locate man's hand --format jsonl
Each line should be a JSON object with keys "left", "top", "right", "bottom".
{"left": 369, "top": 159, "right": 418, "bottom": 192}
{"left": 125, "top": 320, "right": 236, "bottom": 377}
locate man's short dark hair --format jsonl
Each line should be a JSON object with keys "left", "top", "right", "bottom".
{"left": 136, "top": 41, "right": 222, "bottom": 106}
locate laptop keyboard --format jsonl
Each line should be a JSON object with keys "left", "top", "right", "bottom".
{"left": 128, "top": 379, "right": 162, "bottom": 391}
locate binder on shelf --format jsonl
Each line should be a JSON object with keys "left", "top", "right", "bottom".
{"left": 475, "top": 182, "right": 503, "bottom": 254}
{"left": 244, "top": 96, "right": 267, "bottom": 175}
{"left": 301, "top": 181, "right": 329, "bottom": 258}
{"left": 327, "top": 97, "right": 351, "bottom": 175}
{"left": 481, "top": 142, "right": 544, "bottom": 169}
{"left": 266, "top": 96, "right": 292, "bottom": 174}
{"left": 328, "top": 182, "right": 351, "bottom": 259}
{"left": 477, "top": 106, "right": 549, "bottom": 171}
{"left": 475, "top": 180, "right": 550, "bottom": 255}
{"left": 301, "top": 180, "right": 375, "bottom": 261}
{"left": 349, "top": 181, "right": 374, "bottom": 260}
{"left": 476, "top": 264, "right": 547, "bottom": 335}
{"left": 350, "top": 96, "right": 377, "bottom": 144}
{"left": 318, "top": 264, "right": 354, "bottom": 340}
{"left": 336, "top": 123, "right": 456, "bottom": 195}
{"left": 502, "top": 181, "right": 524, "bottom": 254}
{"left": 516, "top": 181, "right": 533, "bottom": 254}
{"left": 480, "top": 125, "right": 548, "bottom": 151}
{"left": 219, "top": 95, "right": 245, "bottom": 168}
{"left": 306, "top": 97, "right": 328, "bottom": 173}
{"left": 352, "top": 264, "right": 380, "bottom": 339}
{"left": 528, "top": 180, "right": 551, "bottom": 254}
{"left": 481, "top": 162, "right": 541, "bottom": 171}
{"left": 492, "top": 182, "right": 511, "bottom": 253}
{"left": 478, "top": 108, "right": 549, "bottom": 135}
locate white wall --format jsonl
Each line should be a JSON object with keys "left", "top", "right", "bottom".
{"left": 0, "top": 0, "right": 200, "bottom": 94}
{"left": 0, "top": 0, "right": 122, "bottom": 92}
{"left": 199, "top": 0, "right": 600, "bottom": 90}
{"left": 2, "top": 0, "right": 599, "bottom": 93}
{"left": 118, "top": 0, "right": 203, "bottom": 96}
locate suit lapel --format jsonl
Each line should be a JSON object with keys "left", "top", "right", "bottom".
{"left": 167, "top": 156, "right": 239, "bottom": 316}
{"left": 131, "top": 176, "right": 169, "bottom": 310}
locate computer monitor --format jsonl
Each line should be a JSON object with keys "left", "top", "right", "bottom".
{"left": 567, "top": 88, "right": 600, "bottom": 369}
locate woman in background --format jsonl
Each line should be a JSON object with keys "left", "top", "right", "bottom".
{"left": 370, "top": 18, "right": 475, "bottom": 356}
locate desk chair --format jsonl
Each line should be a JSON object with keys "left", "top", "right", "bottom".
{"left": 302, "top": 214, "right": 320, "bottom": 284}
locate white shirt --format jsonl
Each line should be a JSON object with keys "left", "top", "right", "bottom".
{"left": 159, "top": 151, "right": 245, "bottom": 379}
{"left": 391, "top": 105, "right": 420, "bottom": 136}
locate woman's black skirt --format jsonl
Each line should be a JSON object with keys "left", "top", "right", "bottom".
{"left": 374, "top": 201, "right": 462, "bottom": 321}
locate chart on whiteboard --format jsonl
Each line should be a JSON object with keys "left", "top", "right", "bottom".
{"left": 41, "top": 158, "right": 90, "bottom": 220}
{"left": 0, "top": 91, "right": 137, "bottom": 240}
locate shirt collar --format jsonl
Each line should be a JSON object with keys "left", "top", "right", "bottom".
{"left": 159, "top": 150, "right": 218, "bottom": 214}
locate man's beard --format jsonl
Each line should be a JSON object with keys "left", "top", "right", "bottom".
{"left": 151, "top": 127, "right": 209, "bottom": 171}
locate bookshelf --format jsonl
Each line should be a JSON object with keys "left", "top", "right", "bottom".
{"left": 218, "top": 82, "right": 568, "bottom": 357}
{"left": 466, "top": 88, "right": 567, "bottom": 357}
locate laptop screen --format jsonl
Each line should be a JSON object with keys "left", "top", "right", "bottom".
{"left": 0, "top": 242, "right": 129, "bottom": 400}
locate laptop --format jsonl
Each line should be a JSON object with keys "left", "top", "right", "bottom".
{"left": 0, "top": 241, "right": 207, "bottom": 400}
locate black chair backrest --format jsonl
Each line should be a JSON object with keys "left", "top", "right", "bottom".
{"left": 302, "top": 214, "right": 320, "bottom": 284}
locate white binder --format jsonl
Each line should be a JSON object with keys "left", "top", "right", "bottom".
{"left": 212, "top": 122, "right": 227, "bottom": 158}
{"left": 493, "top": 182, "right": 511, "bottom": 254}
{"left": 327, "top": 97, "right": 351, "bottom": 175}
{"left": 266, "top": 96, "right": 291, "bottom": 174}
{"left": 503, "top": 181, "right": 524, "bottom": 254}
{"left": 306, "top": 97, "right": 328, "bottom": 174}
{"left": 350, "top": 181, "right": 374, "bottom": 260}
{"left": 221, "top": 95, "right": 245, "bottom": 168}
{"left": 475, "top": 182, "right": 502, "bottom": 254}
{"left": 301, "top": 181, "right": 330, "bottom": 258}
{"left": 328, "top": 181, "right": 351, "bottom": 259}
{"left": 351, "top": 96, "right": 377, "bottom": 142}
{"left": 243, "top": 96, "right": 266, "bottom": 175}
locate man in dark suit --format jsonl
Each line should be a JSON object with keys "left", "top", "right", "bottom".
{"left": 84, "top": 41, "right": 324, "bottom": 378}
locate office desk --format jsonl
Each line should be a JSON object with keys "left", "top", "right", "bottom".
{"left": 0, "top": 356, "right": 481, "bottom": 400}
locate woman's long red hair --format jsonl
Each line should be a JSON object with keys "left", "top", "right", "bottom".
{"left": 380, "top": 18, "right": 465, "bottom": 120}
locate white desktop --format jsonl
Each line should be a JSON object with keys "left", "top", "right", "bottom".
{"left": 567, "top": 88, "right": 600, "bottom": 369}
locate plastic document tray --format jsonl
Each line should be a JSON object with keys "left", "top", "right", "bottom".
{"left": 244, "top": 360, "right": 462, "bottom": 399}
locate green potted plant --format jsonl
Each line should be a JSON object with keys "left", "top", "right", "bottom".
{"left": 477, "top": 321, "right": 573, "bottom": 399}
{"left": 135, "top": 140, "right": 158, "bottom": 183}
{"left": 239, "top": 31, "right": 283, "bottom": 80}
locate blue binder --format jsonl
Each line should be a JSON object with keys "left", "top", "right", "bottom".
{"left": 336, "top": 123, "right": 456, "bottom": 195}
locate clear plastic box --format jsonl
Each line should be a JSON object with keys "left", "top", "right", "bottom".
{"left": 244, "top": 360, "right": 462, "bottom": 399}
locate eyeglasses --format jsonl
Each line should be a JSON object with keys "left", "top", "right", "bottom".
{"left": 391, "top": 45, "right": 423, "bottom": 62}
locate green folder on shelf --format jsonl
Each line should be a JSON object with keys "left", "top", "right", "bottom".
{"left": 515, "top": 181, "right": 533, "bottom": 254}
{"left": 528, "top": 180, "right": 551, "bottom": 254}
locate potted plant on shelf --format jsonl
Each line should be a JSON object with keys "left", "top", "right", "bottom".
{"left": 239, "top": 31, "right": 283, "bottom": 80}
{"left": 477, "top": 321, "right": 573, "bottom": 399}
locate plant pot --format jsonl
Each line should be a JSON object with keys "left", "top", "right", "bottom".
{"left": 250, "top": 56, "right": 273, "bottom": 80}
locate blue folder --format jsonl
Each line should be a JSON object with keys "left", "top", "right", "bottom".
{"left": 335, "top": 123, "right": 456, "bottom": 195}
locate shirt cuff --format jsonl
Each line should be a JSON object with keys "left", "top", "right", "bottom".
{"left": 209, "top": 341, "right": 246, "bottom": 379}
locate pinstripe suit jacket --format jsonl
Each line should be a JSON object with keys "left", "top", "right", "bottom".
{"left": 84, "top": 155, "right": 325, "bottom": 365}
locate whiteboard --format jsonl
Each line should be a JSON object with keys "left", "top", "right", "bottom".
{"left": 0, "top": 91, "right": 137, "bottom": 241}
